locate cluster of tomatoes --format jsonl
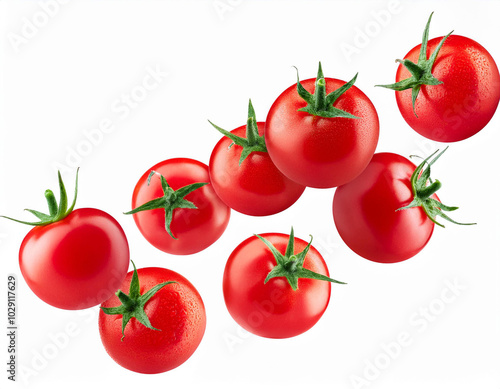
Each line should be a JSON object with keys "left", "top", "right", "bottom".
{"left": 3, "top": 13, "right": 499, "bottom": 375}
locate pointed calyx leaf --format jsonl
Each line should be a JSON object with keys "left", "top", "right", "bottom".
{"left": 124, "top": 171, "right": 207, "bottom": 239}
{"left": 397, "top": 147, "right": 475, "bottom": 228}
{"left": 376, "top": 12, "right": 453, "bottom": 116}
{"left": 295, "top": 62, "right": 359, "bottom": 119}
{"left": 101, "top": 260, "right": 176, "bottom": 341}
{"left": 256, "top": 227, "right": 346, "bottom": 291}
{"left": 0, "top": 168, "right": 80, "bottom": 226}
{"left": 208, "top": 99, "right": 267, "bottom": 165}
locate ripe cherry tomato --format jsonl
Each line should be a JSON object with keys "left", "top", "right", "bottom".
{"left": 333, "top": 150, "right": 474, "bottom": 263}
{"left": 209, "top": 100, "right": 305, "bottom": 216}
{"left": 127, "top": 158, "right": 230, "bottom": 255}
{"left": 20, "top": 208, "right": 130, "bottom": 309}
{"left": 379, "top": 13, "right": 500, "bottom": 142}
{"left": 99, "top": 263, "right": 206, "bottom": 374}
{"left": 223, "top": 228, "right": 345, "bottom": 338}
{"left": 2, "top": 170, "right": 129, "bottom": 309}
{"left": 265, "top": 63, "right": 379, "bottom": 188}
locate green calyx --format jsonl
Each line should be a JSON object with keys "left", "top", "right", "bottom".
{"left": 397, "top": 147, "right": 475, "bottom": 228}
{"left": 256, "top": 227, "right": 346, "bottom": 291}
{"left": 124, "top": 171, "right": 207, "bottom": 239}
{"left": 100, "top": 260, "right": 176, "bottom": 341}
{"left": 208, "top": 99, "right": 267, "bottom": 165}
{"left": 376, "top": 12, "right": 453, "bottom": 116}
{"left": 0, "top": 169, "right": 79, "bottom": 226}
{"left": 295, "top": 62, "right": 359, "bottom": 119}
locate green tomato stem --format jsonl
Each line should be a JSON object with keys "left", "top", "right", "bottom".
{"left": 314, "top": 78, "right": 327, "bottom": 112}
{"left": 0, "top": 169, "right": 79, "bottom": 226}
{"left": 100, "top": 260, "right": 177, "bottom": 341}
{"left": 257, "top": 227, "right": 346, "bottom": 291}
{"left": 397, "top": 148, "right": 475, "bottom": 227}
{"left": 376, "top": 12, "right": 453, "bottom": 115}
{"left": 296, "top": 62, "right": 359, "bottom": 119}
{"left": 45, "top": 190, "right": 58, "bottom": 216}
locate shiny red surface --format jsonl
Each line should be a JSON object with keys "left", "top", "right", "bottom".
{"left": 265, "top": 77, "right": 379, "bottom": 188}
{"left": 20, "top": 208, "right": 130, "bottom": 309}
{"left": 99, "top": 267, "right": 206, "bottom": 374}
{"left": 209, "top": 122, "right": 305, "bottom": 216}
{"left": 333, "top": 153, "right": 435, "bottom": 263}
{"left": 395, "top": 35, "right": 500, "bottom": 142}
{"left": 131, "top": 158, "right": 230, "bottom": 255}
{"left": 223, "top": 233, "right": 331, "bottom": 339}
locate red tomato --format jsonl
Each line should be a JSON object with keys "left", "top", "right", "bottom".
{"left": 396, "top": 35, "right": 500, "bottom": 142}
{"left": 128, "top": 158, "right": 230, "bottom": 255}
{"left": 333, "top": 153, "right": 433, "bottom": 263}
{"left": 265, "top": 65, "right": 379, "bottom": 188}
{"left": 209, "top": 101, "right": 305, "bottom": 216}
{"left": 20, "top": 208, "right": 130, "bottom": 309}
{"left": 223, "top": 230, "right": 344, "bottom": 338}
{"left": 2, "top": 170, "right": 130, "bottom": 310}
{"left": 381, "top": 14, "right": 500, "bottom": 142}
{"left": 99, "top": 266, "right": 206, "bottom": 374}
{"left": 333, "top": 150, "right": 473, "bottom": 263}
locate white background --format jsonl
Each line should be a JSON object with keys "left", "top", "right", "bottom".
{"left": 1, "top": 0, "right": 499, "bottom": 388}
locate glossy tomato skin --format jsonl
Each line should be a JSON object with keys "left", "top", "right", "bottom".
{"left": 396, "top": 35, "right": 500, "bottom": 142}
{"left": 265, "top": 78, "right": 379, "bottom": 188}
{"left": 333, "top": 153, "right": 436, "bottom": 263}
{"left": 209, "top": 122, "right": 306, "bottom": 216}
{"left": 99, "top": 267, "right": 206, "bottom": 374}
{"left": 223, "top": 233, "right": 331, "bottom": 338}
{"left": 131, "top": 158, "right": 230, "bottom": 255}
{"left": 19, "top": 208, "right": 129, "bottom": 309}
